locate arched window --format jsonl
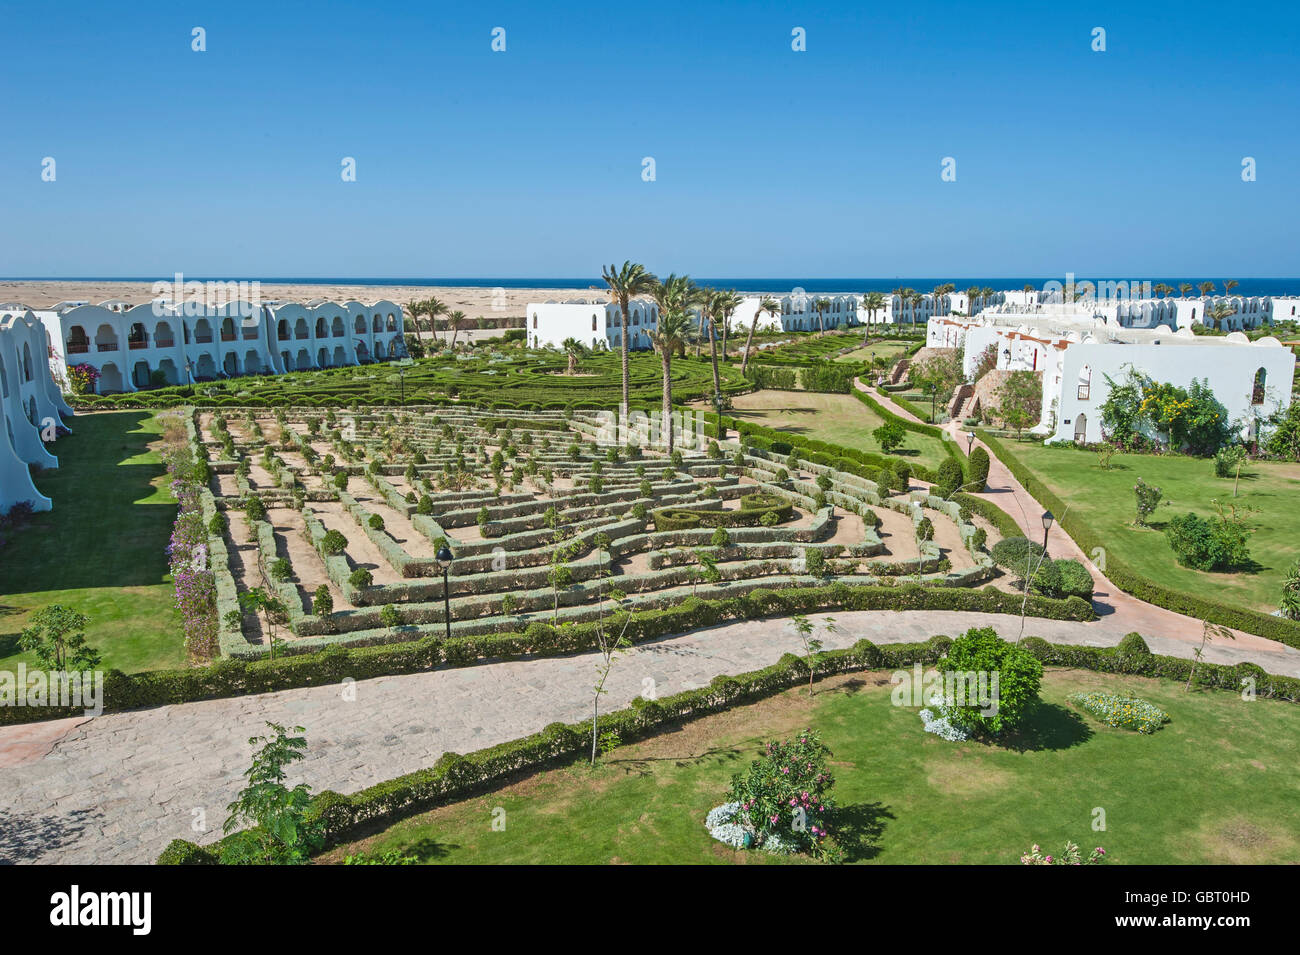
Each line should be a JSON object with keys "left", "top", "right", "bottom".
{"left": 1253, "top": 367, "right": 1267, "bottom": 405}
{"left": 532, "top": 314, "right": 538, "bottom": 328}
{"left": 1077, "top": 364, "right": 1092, "bottom": 400}
{"left": 66, "top": 325, "right": 90, "bottom": 354}
{"left": 591, "top": 314, "right": 597, "bottom": 331}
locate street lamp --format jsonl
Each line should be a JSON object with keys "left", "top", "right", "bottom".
{"left": 1040, "top": 510, "right": 1054, "bottom": 555}
{"left": 965, "top": 430, "right": 975, "bottom": 455}
{"left": 436, "top": 543, "right": 455, "bottom": 642}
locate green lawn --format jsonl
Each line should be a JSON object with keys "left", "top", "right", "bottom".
{"left": 835, "top": 340, "right": 909, "bottom": 365}
{"left": 1001, "top": 441, "right": 1300, "bottom": 614}
{"left": 325, "top": 669, "right": 1299, "bottom": 864}
{"left": 0, "top": 410, "right": 184, "bottom": 675}
{"left": 714, "top": 389, "right": 951, "bottom": 470}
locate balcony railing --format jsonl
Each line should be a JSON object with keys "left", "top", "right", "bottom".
{"left": 155, "top": 339, "right": 174, "bottom": 348}
{"left": 129, "top": 340, "right": 148, "bottom": 350}
{"left": 96, "top": 342, "right": 119, "bottom": 352}
{"left": 242, "top": 329, "right": 259, "bottom": 340}
{"left": 194, "top": 335, "right": 213, "bottom": 344}
{"left": 67, "top": 343, "right": 89, "bottom": 354}
{"left": 220, "top": 331, "right": 237, "bottom": 342}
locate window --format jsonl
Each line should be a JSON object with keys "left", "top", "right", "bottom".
{"left": 1253, "top": 367, "right": 1266, "bottom": 405}
{"left": 591, "top": 314, "right": 597, "bottom": 331}
{"left": 532, "top": 314, "right": 538, "bottom": 328}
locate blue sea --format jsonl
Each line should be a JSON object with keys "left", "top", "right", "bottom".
{"left": 9, "top": 277, "right": 1300, "bottom": 297}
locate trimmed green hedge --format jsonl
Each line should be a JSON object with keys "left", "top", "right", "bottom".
{"left": 979, "top": 430, "right": 1300, "bottom": 649}
{"left": 157, "top": 626, "right": 1298, "bottom": 864}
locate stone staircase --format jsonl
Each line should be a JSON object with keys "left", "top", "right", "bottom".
{"left": 888, "top": 357, "right": 911, "bottom": 385}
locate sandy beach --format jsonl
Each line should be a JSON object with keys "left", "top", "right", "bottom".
{"left": 0, "top": 280, "right": 602, "bottom": 317}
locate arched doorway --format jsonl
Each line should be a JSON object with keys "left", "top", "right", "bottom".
{"left": 1074, "top": 413, "right": 1087, "bottom": 443}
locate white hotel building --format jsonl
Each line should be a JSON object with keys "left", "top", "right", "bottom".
{"left": 526, "top": 293, "right": 859, "bottom": 350}
{"left": 927, "top": 308, "right": 1295, "bottom": 445}
{"left": 0, "top": 308, "right": 74, "bottom": 513}
{"left": 28, "top": 298, "right": 407, "bottom": 393}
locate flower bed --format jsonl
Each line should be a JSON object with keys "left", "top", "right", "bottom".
{"left": 1069, "top": 691, "right": 1170, "bottom": 734}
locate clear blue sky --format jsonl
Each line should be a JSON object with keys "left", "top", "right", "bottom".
{"left": 1, "top": 0, "right": 1296, "bottom": 277}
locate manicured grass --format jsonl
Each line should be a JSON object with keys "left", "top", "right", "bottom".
{"left": 0, "top": 410, "right": 184, "bottom": 675}
{"left": 324, "top": 669, "right": 1299, "bottom": 864}
{"left": 1001, "top": 441, "right": 1300, "bottom": 614}
{"left": 835, "top": 340, "right": 909, "bottom": 365}
{"left": 714, "top": 389, "right": 950, "bottom": 470}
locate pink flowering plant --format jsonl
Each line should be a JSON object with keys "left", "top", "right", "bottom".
{"left": 724, "top": 729, "right": 840, "bottom": 861}
{"left": 160, "top": 413, "right": 218, "bottom": 658}
{"left": 1020, "top": 841, "right": 1107, "bottom": 865}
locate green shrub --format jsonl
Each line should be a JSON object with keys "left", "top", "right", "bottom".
{"left": 1053, "top": 559, "right": 1093, "bottom": 600}
{"left": 968, "top": 446, "right": 990, "bottom": 490}
{"left": 368, "top": 513, "right": 385, "bottom": 531}
{"left": 940, "top": 627, "right": 1043, "bottom": 735}
{"left": 312, "top": 585, "right": 333, "bottom": 616}
{"left": 989, "top": 536, "right": 1046, "bottom": 573}
{"left": 321, "top": 530, "right": 348, "bottom": 556}
{"left": 934, "top": 457, "right": 964, "bottom": 497}
{"left": 1165, "top": 512, "right": 1250, "bottom": 571}
{"left": 348, "top": 567, "right": 373, "bottom": 588}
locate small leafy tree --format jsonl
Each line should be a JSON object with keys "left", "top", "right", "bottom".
{"left": 940, "top": 627, "right": 1043, "bottom": 735}
{"left": 873, "top": 420, "right": 906, "bottom": 454}
{"left": 789, "top": 613, "right": 837, "bottom": 695}
{"left": 220, "top": 722, "right": 323, "bottom": 865}
{"left": 1188, "top": 619, "right": 1234, "bottom": 691}
{"left": 312, "top": 585, "right": 333, "bottom": 616}
{"left": 1133, "top": 477, "right": 1162, "bottom": 526}
{"left": 18, "top": 605, "right": 100, "bottom": 672}
{"left": 996, "top": 370, "right": 1041, "bottom": 439}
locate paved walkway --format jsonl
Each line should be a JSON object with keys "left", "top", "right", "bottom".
{"left": 1, "top": 607, "right": 1297, "bottom": 865}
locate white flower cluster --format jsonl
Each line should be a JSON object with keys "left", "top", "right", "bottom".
{"left": 705, "top": 802, "right": 752, "bottom": 849}
{"left": 919, "top": 706, "right": 970, "bottom": 741}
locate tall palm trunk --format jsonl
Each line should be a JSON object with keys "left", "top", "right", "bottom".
{"left": 661, "top": 352, "right": 674, "bottom": 456}
{"left": 817, "top": 308, "right": 825, "bottom": 336}
{"left": 741, "top": 318, "right": 757, "bottom": 374}
{"left": 861, "top": 309, "right": 871, "bottom": 347}
{"left": 707, "top": 318, "right": 723, "bottom": 439}
{"left": 720, "top": 319, "right": 729, "bottom": 361}
{"left": 619, "top": 301, "right": 631, "bottom": 423}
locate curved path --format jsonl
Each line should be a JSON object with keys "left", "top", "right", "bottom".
{"left": 2, "top": 605, "right": 1296, "bottom": 865}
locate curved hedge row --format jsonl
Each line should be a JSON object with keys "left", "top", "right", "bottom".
{"left": 978, "top": 430, "right": 1300, "bottom": 649}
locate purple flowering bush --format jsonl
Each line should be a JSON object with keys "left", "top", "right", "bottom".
{"left": 161, "top": 413, "right": 218, "bottom": 659}
{"left": 723, "top": 729, "right": 840, "bottom": 861}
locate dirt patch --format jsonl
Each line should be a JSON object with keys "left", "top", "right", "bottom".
{"left": 1193, "top": 814, "right": 1297, "bottom": 864}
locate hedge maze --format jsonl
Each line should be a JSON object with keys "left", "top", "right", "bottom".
{"left": 195, "top": 405, "right": 1003, "bottom": 660}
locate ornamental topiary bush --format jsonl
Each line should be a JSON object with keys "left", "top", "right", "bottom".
{"left": 968, "top": 446, "right": 990, "bottom": 490}
{"left": 321, "top": 530, "right": 348, "bottom": 556}
{"left": 934, "top": 457, "right": 964, "bottom": 497}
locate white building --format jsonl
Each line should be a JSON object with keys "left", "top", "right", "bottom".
{"left": 527, "top": 292, "right": 860, "bottom": 352}
{"left": 28, "top": 299, "right": 406, "bottom": 393}
{"left": 0, "top": 308, "right": 73, "bottom": 513}
{"left": 927, "top": 311, "right": 1295, "bottom": 445}
{"left": 526, "top": 299, "right": 658, "bottom": 351}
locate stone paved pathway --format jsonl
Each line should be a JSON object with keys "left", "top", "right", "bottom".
{"left": 2, "top": 607, "right": 1297, "bottom": 865}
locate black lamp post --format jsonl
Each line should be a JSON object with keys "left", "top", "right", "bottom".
{"left": 965, "top": 430, "right": 975, "bottom": 455}
{"left": 1041, "top": 510, "right": 1054, "bottom": 555}
{"left": 928, "top": 383, "right": 937, "bottom": 422}
{"left": 436, "top": 543, "right": 455, "bottom": 641}
{"left": 713, "top": 392, "right": 726, "bottom": 442}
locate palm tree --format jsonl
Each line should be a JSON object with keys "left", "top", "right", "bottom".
{"left": 811, "top": 297, "right": 831, "bottom": 336}
{"left": 1223, "top": 279, "right": 1239, "bottom": 297}
{"left": 980, "top": 286, "right": 995, "bottom": 311}
{"left": 602, "top": 261, "right": 659, "bottom": 423}
{"left": 861, "top": 291, "right": 885, "bottom": 345}
{"left": 648, "top": 274, "right": 696, "bottom": 455}
{"left": 743, "top": 296, "right": 781, "bottom": 374}
{"left": 964, "top": 285, "right": 981, "bottom": 315}
{"left": 406, "top": 299, "right": 428, "bottom": 341}
{"left": 561, "top": 337, "right": 588, "bottom": 375}
{"left": 447, "top": 310, "right": 466, "bottom": 349}
{"left": 717, "top": 289, "right": 742, "bottom": 360}
{"left": 425, "top": 296, "right": 449, "bottom": 344}
{"left": 1208, "top": 300, "right": 1236, "bottom": 332}
{"left": 1153, "top": 283, "right": 1172, "bottom": 299}
{"left": 1179, "top": 282, "right": 1193, "bottom": 298}
{"left": 1198, "top": 281, "right": 1215, "bottom": 298}
{"left": 909, "top": 292, "right": 924, "bottom": 323}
